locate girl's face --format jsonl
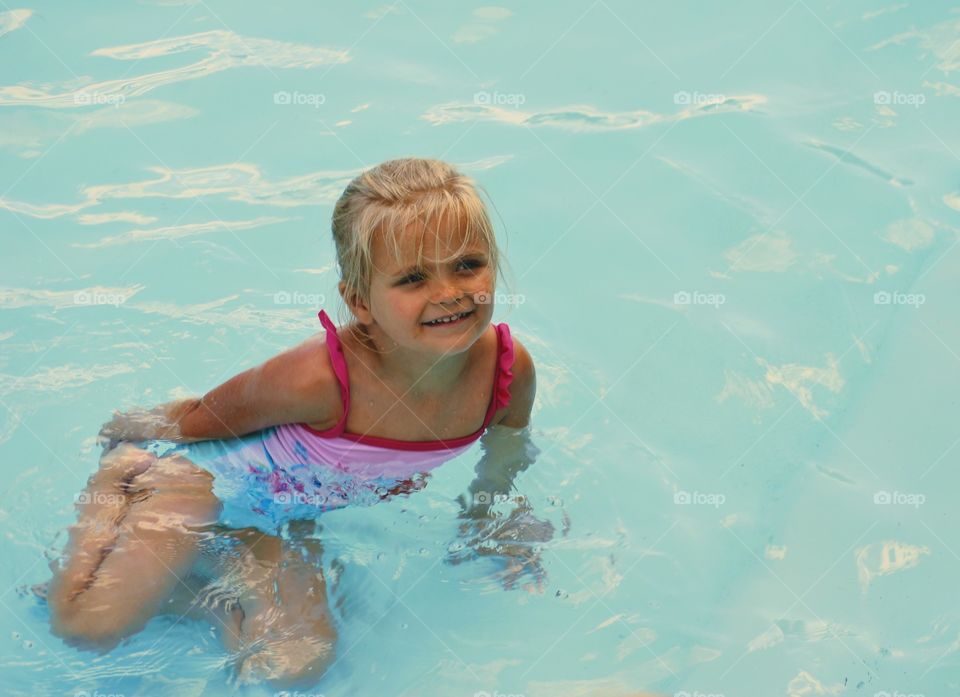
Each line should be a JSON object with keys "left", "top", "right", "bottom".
{"left": 362, "top": 219, "right": 495, "bottom": 356}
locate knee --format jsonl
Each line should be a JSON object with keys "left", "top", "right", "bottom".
{"left": 132, "top": 456, "right": 217, "bottom": 502}
{"left": 49, "top": 599, "right": 126, "bottom": 651}
{"left": 112, "top": 460, "right": 221, "bottom": 535}
{"left": 98, "top": 443, "right": 156, "bottom": 480}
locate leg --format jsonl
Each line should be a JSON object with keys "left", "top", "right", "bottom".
{"left": 157, "top": 569, "right": 246, "bottom": 651}
{"left": 220, "top": 525, "right": 337, "bottom": 688}
{"left": 47, "top": 445, "right": 221, "bottom": 650}
{"left": 46, "top": 443, "right": 156, "bottom": 607}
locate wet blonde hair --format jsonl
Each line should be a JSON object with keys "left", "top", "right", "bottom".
{"left": 331, "top": 158, "right": 502, "bottom": 323}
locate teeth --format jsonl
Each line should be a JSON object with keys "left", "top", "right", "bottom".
{"left": 426, "top": 311, "right": 469, "bottom": 325}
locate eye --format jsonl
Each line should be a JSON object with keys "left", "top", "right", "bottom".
{"left": 457, "top": 258, "right": 485, "bottom": 271}
{"left": 399, "top": 272, "right": 424, "bottom": 285}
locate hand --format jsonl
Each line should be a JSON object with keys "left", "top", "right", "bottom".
{"left": 447, "top": 499, "right": 555, "bottom": 593}
{"left": 97, "top": 409, "right": 163, "bottom": 450}
{"left": 96, "top": 402, "right": 186, "bottom": 447}
{"left": 97, "top": 409, "right": 147, "bottom": 446}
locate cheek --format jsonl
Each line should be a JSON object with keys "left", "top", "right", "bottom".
{"left": 386, "top": 290, "right": 423, "bottom": 316}
{"left": 471, "top": 270, "right": 494, "bottom": 289}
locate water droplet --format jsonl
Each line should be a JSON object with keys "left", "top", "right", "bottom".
{"left": 555, "top": 589, "right": 569, "bottom": 599}
{"left": 400, "top": 622, "right": 408, "bottom": 629}
{"left": 418, "top": 548, "right": 430, "bottom": 556}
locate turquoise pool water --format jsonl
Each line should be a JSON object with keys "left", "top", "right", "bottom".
{"left": 2, "top": 1, "right": 960, "bottom": 695}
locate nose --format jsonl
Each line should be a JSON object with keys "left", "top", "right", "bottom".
{"left": 428, "top": 275, "right": 465, "bottom": 305}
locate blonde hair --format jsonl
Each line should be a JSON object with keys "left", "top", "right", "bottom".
{"left": 331, "top": 158, "right": 503, "bottom": 324}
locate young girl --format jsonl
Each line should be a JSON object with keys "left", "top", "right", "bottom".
{"left": 45, "top": 158, "right": 538, "bottom": 688}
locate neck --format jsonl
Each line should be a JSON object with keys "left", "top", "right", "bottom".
{"left": 347, "top": 322, "right": 472, "bottom": 397}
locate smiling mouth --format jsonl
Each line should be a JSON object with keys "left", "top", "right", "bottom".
{"left": 421, "top": 309, "right": 475, "bottom": 326}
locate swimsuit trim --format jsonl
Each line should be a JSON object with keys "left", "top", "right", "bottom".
{"left": 297, "top": 309, "right": 514, "bottom": 452}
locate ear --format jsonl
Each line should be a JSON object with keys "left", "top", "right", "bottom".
{"left": 339, "top": 280, "right": 374, "bottom": 324}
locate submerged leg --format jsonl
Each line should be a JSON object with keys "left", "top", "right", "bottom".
{"left": 156, "top": 568, "right": 245, "bottom": 651}
{"left": 218, "top": 524, "right": 337, "bottom": 688}
{"left": 47, "top": 446, "right": 221, "bottom": 650}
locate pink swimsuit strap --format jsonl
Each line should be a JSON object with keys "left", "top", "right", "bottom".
{"left": 301, "top": 309, "right": 515, "bottom": 451}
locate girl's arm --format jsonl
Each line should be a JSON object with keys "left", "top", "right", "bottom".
{"left": 450, "top": 424, "right": 555, "bottom": 593}
{"left": 98, "top": 334, "right": 341, "bottom": 444}
{"left": 457, "top": 423, "right": 540, "bottom": 519}
{"left": 98, "top": 399, "right": 207, "bottom": 444}
{"left": 447, "top": 341, "right": 554, "bottom": 592}
{"left": 459, "top": 338, "right": 538, "bottom": 518}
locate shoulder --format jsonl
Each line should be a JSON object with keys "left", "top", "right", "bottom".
{"left": 175, "top": 329, "right": 345, "bottom": 440}
{"left": 495, "top": 329, "right": 536, "bottom": 429}
{"left": 276, "top": 331, "right": 346, "bottom": 427}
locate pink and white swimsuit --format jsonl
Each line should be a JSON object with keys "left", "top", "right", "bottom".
{"left": 136, "top": 309, "right": 515, "bottom": 532}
